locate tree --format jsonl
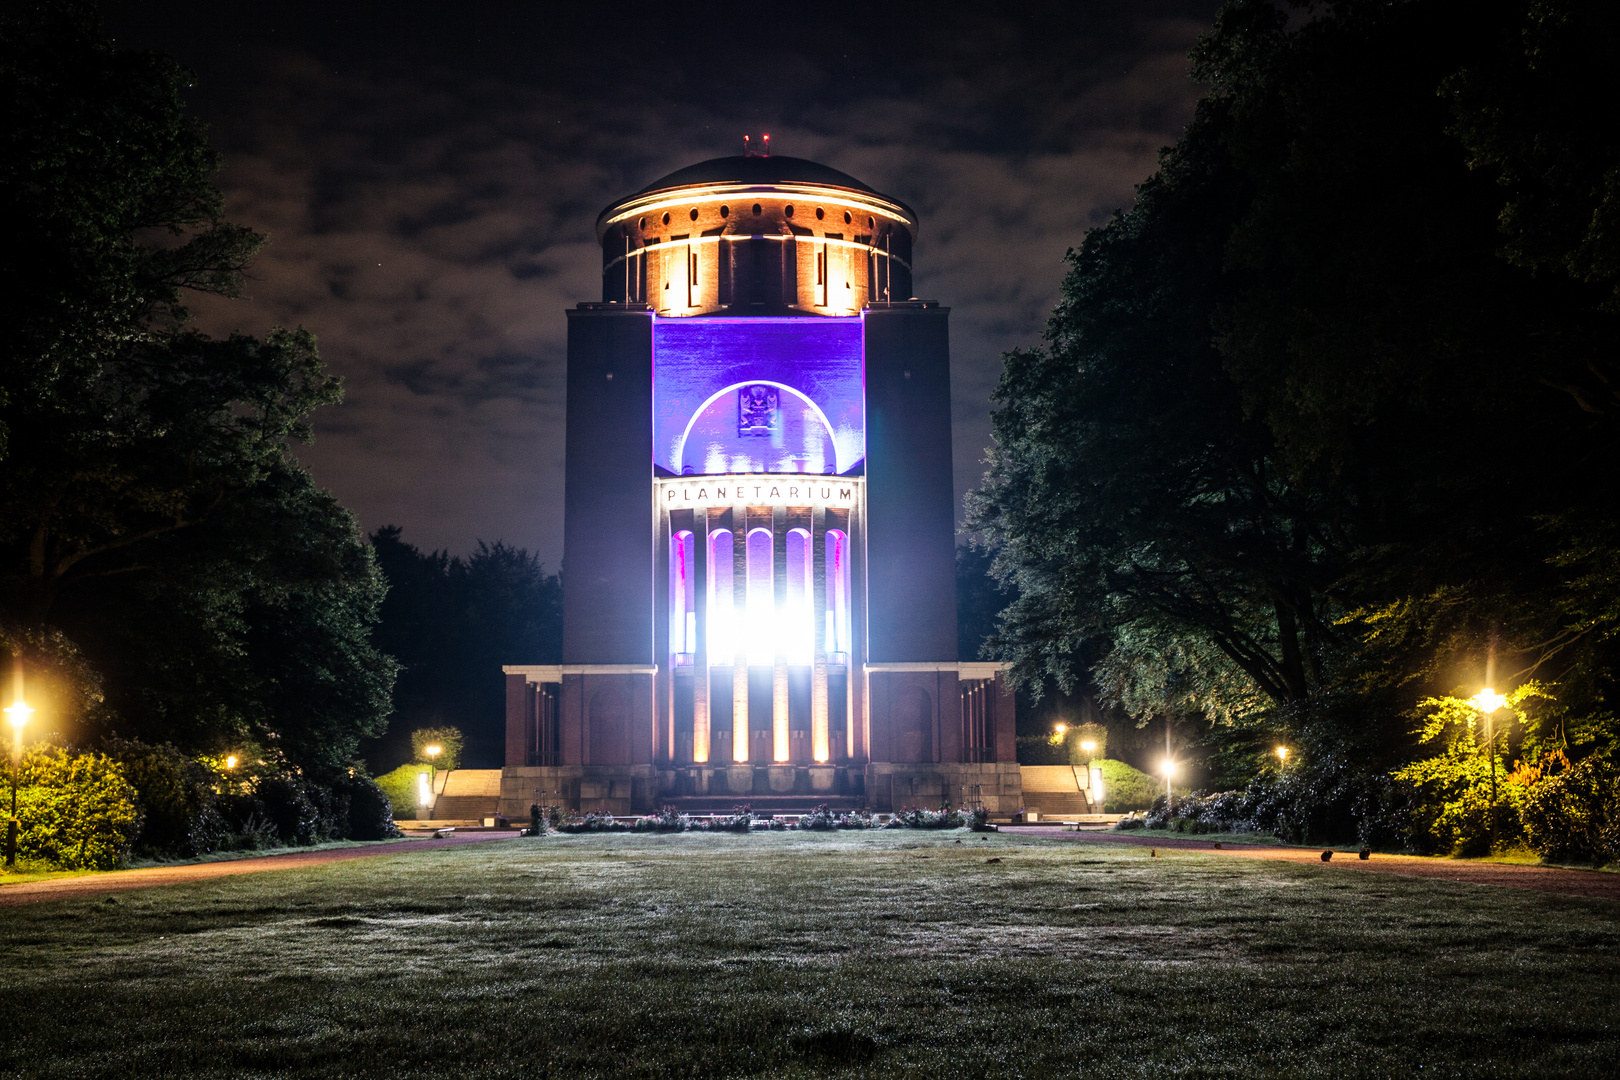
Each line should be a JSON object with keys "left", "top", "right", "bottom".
{"left": 0, "top": 4, "right": 393, "bottom": 776}
{"left": 970, "top": 0, "right": 1620, "bottom": 779}
{"left": 365, "top": 528, "right": 561, "bottom": 770}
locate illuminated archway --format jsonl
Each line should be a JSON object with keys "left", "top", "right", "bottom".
{"left": 675, "top": 380, "right": 845, "bottom": 475}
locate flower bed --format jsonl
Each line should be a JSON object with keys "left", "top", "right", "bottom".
{"left": 539, "top": 803, "right": 991, "bottom": 835}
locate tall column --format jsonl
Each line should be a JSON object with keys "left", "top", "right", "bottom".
{"left": 772, "top": 505, "right": 790, "bottom": 762}
{"left": 693, "top": 508, "right": 711, "bottom": 764}
{"left": 811, "top": 506, "right": 830, "bottom": 762}
{"left": 732, "top": 517, "right": 749, "bottom": 762}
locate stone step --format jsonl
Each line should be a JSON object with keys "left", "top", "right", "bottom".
{"left": 433, "top": 794, "right": 501, "bottom": 819}
{"left": 440, "top": 769, "right": 503, "bottom": 797}
{"left": 656, "top": 795, "right": 867, "bottom": 816}
{"left": 1024, "top": 791, "right": 1094, "bottom": 817}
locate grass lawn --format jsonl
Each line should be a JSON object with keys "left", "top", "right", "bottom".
{"left": 2, "top": 831, "right": 1617, "bottom": 1078}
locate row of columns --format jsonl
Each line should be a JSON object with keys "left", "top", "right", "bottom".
{"left": 662, "top": 500, "right": 862, "bottom": 766}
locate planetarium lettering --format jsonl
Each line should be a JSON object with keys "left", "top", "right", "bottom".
{"left": 659, "top": 478, "right": 860, "bottom": 509}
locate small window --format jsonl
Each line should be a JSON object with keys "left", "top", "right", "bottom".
{"left": 689, "top": 207, "right": 699, "bottom": 221}
{"left": 638, "top": 217, "right": 646, "bottom": 229}
{"left": 815, "top": 207, "right": 825, "bottom": 220}
{"left": 720, "top": 204, "right": 730, "bottom": 218}
{"left": 662, "top": 211, "right": 671, "bottom": 226}
{"left": 784, "top": 205, "right": 794, "bottom": 218}
{"left": 844, "top": 210, "right": 852, "bottom": 224}
{"left": 752, "top": 203, "right": 762, "bottom": 215}
{"left": 868, "top": 216, "right": 875, "bottom": 229}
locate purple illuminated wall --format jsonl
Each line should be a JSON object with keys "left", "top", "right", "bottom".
{"left": 652, "top": 317, "right": 865, "bottom": 475}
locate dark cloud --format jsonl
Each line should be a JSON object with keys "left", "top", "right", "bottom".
{"left": 107, "top": 1, "right": 1221, "bottom": 563}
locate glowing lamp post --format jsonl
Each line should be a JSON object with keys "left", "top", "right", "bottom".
{"left": 1080, "top": 740, "right": 1096, "bottom": 754}
{"left": 1470, "top": 689, "right": 1508, "bottom": 807}
{"left": 1276, "top": 746, "right": 1290, "bottom": 765}
{"left": 1160, "top": 758, "right": 1177, "bottom": 814}
{"left": 5, "top": 695, "right": 32, "bottom": 869}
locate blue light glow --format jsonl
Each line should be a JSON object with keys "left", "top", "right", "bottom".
{"left": 653, "top": 317, "right": 865, "bottom": 475}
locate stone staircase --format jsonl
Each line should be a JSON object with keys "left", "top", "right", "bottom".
{"left": 430, "top": 769, "right": 504, "bottom": 822}
{"left": 1019, "top": 765, "right": 1094, "bottom": 819}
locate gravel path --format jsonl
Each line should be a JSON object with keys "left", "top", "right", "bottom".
{"left": 0, "top": 830, "right": 522, "bottom": 907}
{"left": 1002, "top": 826, "right": 1620, "bottom": 900}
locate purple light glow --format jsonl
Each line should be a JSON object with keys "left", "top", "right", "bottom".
{"left": 653, "top": 317, "right": 865, "bottom": 475}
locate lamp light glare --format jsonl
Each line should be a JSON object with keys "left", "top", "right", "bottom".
{"left": 1276, "top": 746, "right": 1289, "bottom": 763}
{"left": 1054, "top": 724, "right": 1067, "bottom": 735}
{"left": 1471, "top": 689, "right": 1507, "bottom": 713}
{"left": 5, "top": 701, "right": 31, "bottom": 730}
{"left": 225, "top": 755, "right": 238, "bottom": 770}
{"left": 425, "top": 745, "right": 442, "bottom": 758}
{"left": 1080, "top": 740, "right": 1097, "bottom": 753}
{"left": 1160, "top": 759, "right": 1177, "bottom": 779}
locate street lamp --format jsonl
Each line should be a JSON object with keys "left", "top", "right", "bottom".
{"left": 5, "top": 693, "right": 32, "bottom": 869}
{"left": 1276, "top": 746, "right": 1290, "bottom": 765}
{"left": 417, "top": 770, "right": 433, "bottom": 822}
{"left": 1080, "top": 740, "right": 1096, "bottom": 754}
{"left": 1470, "top": 688, "right": 1508, "bottom": 808}
{"left": 225, "top": 755, "right": 238, "bottom": 770}
{"left": 1160, "top": 758, "right": 1177, "bottom": 814}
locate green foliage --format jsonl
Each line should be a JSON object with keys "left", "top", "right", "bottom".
{"left": 1521, "top": 756, "right": 1620, "bottom": 864}
{"left": 11, "top": 744, "right": 141, "bottom": 870}
{"left": 967, "top": 0, "right": 1620, "bottom": 836}
{"left": 410, "top": 727, "right": 464, "bottom": 771}
{"left": 1094, "top": 758, "right": 1158, "bottom": 812}
{"left": 374, "top": 763, "right": 430, "bottom": 818}
{"left": 367, "top": 528, "right": 560, "bottom": 770}
{"left": 0, "top": 5, "right": 395, "bottom": 777}
{"left": 99, "top": 737, "right": 225, "bottom": 857}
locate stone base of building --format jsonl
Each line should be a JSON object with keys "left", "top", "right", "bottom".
{"left": 498, "top": 760, "right": 1023, "bottom": 817}
{"left": 864, "top": 761, "right": 1023, "bottom": 814}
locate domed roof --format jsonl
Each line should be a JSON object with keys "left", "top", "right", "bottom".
{"left": 597, "top": 154, "right": 916, "bottom": 236}
{"left": 630, "top": 155, "right": 881, "bottom": 197}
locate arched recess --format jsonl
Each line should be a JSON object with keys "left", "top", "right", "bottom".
{"left": 896, "top": 687, "right": 933, "bottom": 764}
{"left": 707, "top": 528, "right": 734, "bottom": 662}
{"left": 589, "top": 686, "right": 630, "bottom": 765}
{"left": 670, "top": 530, "right": 695, "bottom": 659}
{"left": 785, "top": 528, "right": 812, "bottom": 664}
{"left": 824, "top": 529, "right": 851, "bottom": 660}
{"left": 745, "top": 527, "right": 774, "bottom": 665}
{"left": 676, "top": 381, "right": 843, "bottom": 475}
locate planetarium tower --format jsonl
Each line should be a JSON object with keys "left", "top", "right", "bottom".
{"left": 500, "top": 151, "right": 1020, "bottom": 816}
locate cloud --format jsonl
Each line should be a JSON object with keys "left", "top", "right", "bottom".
{"left": 156, "top": 2, "right": 1217, "bottom": 562}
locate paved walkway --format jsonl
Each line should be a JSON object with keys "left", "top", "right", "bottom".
{"left": 0, "top": 831, "right": 522, "bottom": 907}
{"left": 1002, "top": 826, "right": 1620, "bottom": 900}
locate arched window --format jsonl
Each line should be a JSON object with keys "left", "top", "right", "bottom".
{"left": 669, "top": 530, "right": 695, "bottom": 662}
{"left": 746, "top": 527, "right": 774, "bottom": 665}
{"left": 707, "top": 528, "right": 733, "bottom": 662}
{"left": 785, "top": 528, "right": 813, "bottom": 664}
{"left": 825, "top": 529, "right": 851, "bottom": 661}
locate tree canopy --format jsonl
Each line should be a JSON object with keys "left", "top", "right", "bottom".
{"left": 0, "top": 3, "right": 393, "bottom": 776}
{"left": 970, "top": 0, "right": 1620, "bottom": 781}
{"left": 365, "top": 527, "right": 561, "bottom": 771}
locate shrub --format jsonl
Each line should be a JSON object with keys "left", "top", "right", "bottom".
{"left": 1113, "top": 812, "right": 1146, "bottom": 830}
{"left": 1521, "top": 757, "right": 1620, "bottom": 864}
{"left": 883, "top": 805, "right": 966, "bottom": 829}
{"left": 798, "top": 804, "right": 840, "bottom": 831}
{"left": 254, "top": 775, "right": 325, "bottom": 845}
{"left": 634, "top": 806, "right": 690, "bottom": 832}
{"left": 100, "top": 738, "right": 226, "bottom": 857}
{"left": 1094, "top": 759, "right": 1159, "bottom": 812}
{"left": 330, "top": 771, "right": 399, "bottom": 840}
{"left": 410, "top": 727, "right": 463, "bottom": 771}
{"left": 374, "top": 763, "right": 432, "bottom": 818}
{"left": 12, "top": 745, "right": 143, "bottom": 870}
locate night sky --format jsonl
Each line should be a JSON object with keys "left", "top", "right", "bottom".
{"left": 103, "top": 1, "right": 1222, "bottom": 567}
